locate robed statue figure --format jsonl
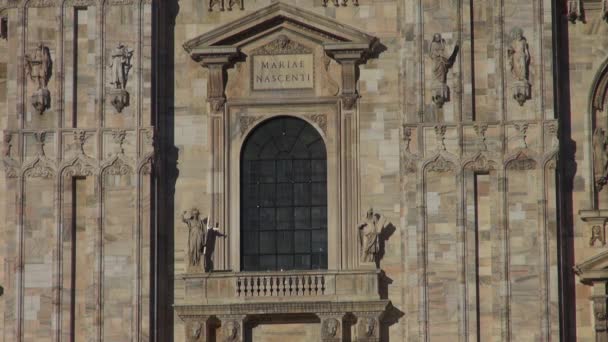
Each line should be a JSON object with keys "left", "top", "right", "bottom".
{"left": 358, "top": 208, "right": 387, "bottom": 264}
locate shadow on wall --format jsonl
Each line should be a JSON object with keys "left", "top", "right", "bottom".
{"left": 153, "top": 0, "right": 180, "bottom": 341}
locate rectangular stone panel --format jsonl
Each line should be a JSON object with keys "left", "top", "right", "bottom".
{"left": 426, "top": 170, "right": 460, "bottom": 340}
{"left": 507, "top": 169, "right": 540, "bottom": 341}
{"left": 103, "top": 173, "right": 136, "bottom": 341}
{"left": 24, "top": 178, "right": 55, "bottom": 342}
{"left": 252, "top": 54, "right": 314, "bottom": 90}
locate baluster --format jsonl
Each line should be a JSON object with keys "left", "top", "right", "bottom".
{"left": 288, "top": 276, "right": 293, "bottom": 295}
{"left": 269, "top": 277, "right": 274, "bottom": 296}
{"left": 256, "top": 277, "right": 261, "bottom": 296}
{"left": 281, "top": 277, "right": 286, "bottom": 295}
{"left": 237, "top": 278, "right": 242, "bottom": 296}
{"left": 314, "top": 276, "right": 319, "bottom": 294}
{"left": 295, "top": 276, "right": 300, "bottom": 295}
{"left": 321, "top": 276, "right": 326, "bottom": 294}
{"left": 249, "top": 277, "right": 255, "bottom": 296}
{"left": 307, "top": 275, "right": 312, "bottom": 295}
{"left": 263, "top": 277, "right": 267, "bottom": 296}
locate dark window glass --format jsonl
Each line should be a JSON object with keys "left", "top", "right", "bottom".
{"left": 241, "top": 117, "right": 327, "bottom": 271}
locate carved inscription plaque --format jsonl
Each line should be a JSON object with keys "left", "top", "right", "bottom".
{"left": 252, "top": 54, "right": 314, "bottom": 90}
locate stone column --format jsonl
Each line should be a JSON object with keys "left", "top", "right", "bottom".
{"left": 354, "top": 312, "right": 382, "bottom": 342}
{"left": 184, "top": 316, "right": 210, "bottom": 342}
{"left": 219, "top": 314, "right": 247, "bottom": 342}
{"left": 319, "top": 313, "right": 345, "bottom": 342}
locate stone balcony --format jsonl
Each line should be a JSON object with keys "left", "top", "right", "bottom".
{"left": 178, "top": 268, "right": 384, "bottom": 305}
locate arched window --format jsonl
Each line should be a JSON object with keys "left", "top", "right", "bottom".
{"left": 241, "top": 117, "right": 327, "bottom": 271}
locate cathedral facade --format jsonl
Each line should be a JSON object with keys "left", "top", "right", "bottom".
{"left": 0, "top": 0, "right": 607, "bottom": 341}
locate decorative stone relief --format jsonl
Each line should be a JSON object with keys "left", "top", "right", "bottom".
{"left": 429, "top": 34, "right": 459, "bottom": 108}
{"left": 2, "top": 132, "right": 18, "bottom": 178}
{"left": 24, "top": 158, "right": 55, "bottom": 178}
{"left": 507, "top": 28, "right": 531, "bottom": 106}
{"left": 250, "top": 35, "right": 311, "bottom": 55}
{"left": 63, "top": 130, "right": 96, "bottom": 177}
{"left": 465, "top": 154, "right": 496, "bottom": 172}
{"left": 322, "top": 0, "right": 358, "bottom": 7}
{"left": 402, "top": 127, "right": 418, "bottom": 174}
{"left": 239, "top": 115, "right": 263, "bottom": 136}
{"left": 108, "top": 43, "right": 134, "bottom": 113}
{"left": 209, "top": 0, "right": 244, "bottom": 12}
{"left": 112, "top": 129, "right": 127, "bottom": 155}
{"left": 505, "top": 151, "right": 536, "bottom": 170}
{"left": 103, "top": 156, "right": 133, "bottom": 176}
{"left": 25, "top": 43, "right": 52, "bottom": 115}
{"left": 34, "top": 131, "right": 47, "bottom": 156}
{"left": 474, "top": 124, "right": 488, "bottom": 151}
{"left": 358, "top": 208, "right": 387, "bottom": 265}
{"left": 434, "top": 125, "right": 447, "bottom": 151}
{"left": 357, "top": 316, "right": 379, "bottom": 341}
{"left": 185, "top": 320, "right": 207, "bottom": 342}
{"left": 590, "top": 225, "right": 606, "bottom": 247}
{"left": 593, "top": 128, "right": 608, "bottom": 191}
{"left": 426, "top": 155, "right": 455, "bottom": 173}
{"left": 547, "top": 122, "right": 559, "bottom": 150}
{"left": 304, "top": 114, "right": 327, "bottom": 135}
{"left": 567, "top": 0, "right": 584, "bottom": 23}
{"left": 223, "top": 320, "right": 240, "bottom": 342}
{"left": 320, "top": 316, "right": 342, "bottom": 342}
{"left": 514, "top": 122, "right": 529, "bottom": 149}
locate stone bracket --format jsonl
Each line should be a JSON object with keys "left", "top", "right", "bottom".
{"left": 190, "top": 48, "right": 240, "bottom": 113}
{"left": 324, "top": 44, "right": 371, "bottom": 111}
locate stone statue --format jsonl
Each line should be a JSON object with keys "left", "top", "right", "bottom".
{"left": 109, "top": 43, "right": 133, "bottom": 90}
{"left": 181, "top": 208, "right": 207, "bottom": 268}
{"left": 429, "top": 33, "right": 458, "bottom": 108}
{"left": 358, "top": 208, "right": 387, "bottom": 264}
{"left": 590, "top": 225, "right": 606, "bottom": 247}
{"left": 25, "top": 43, "right": 52, "bottom": 90}
{"left": 108, "top": 43, "right": 133, "bottom": 113}
{"left": 567, "top": 0, "right": 583, "bottom": 23}
{"left": 603, "top": 0, "right": 608, "bottom": 22}
{"left": 358, "top": 317, "right": 376, "bottom": 338}
{"left": 2, "top": 134, "right": 11, "bottom": 158}
{"left": 507, "top": 28, "right": 531, "bottom": 106}
{"left": 593, "top": 128, "right": 608, "bottom": 191}
{"left": 25, "top": 43, "right": 52, "bottom": 114}
{"left": 204, "top": 222, "right": 227, "bottom": 272}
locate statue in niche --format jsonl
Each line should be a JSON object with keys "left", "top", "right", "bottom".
{"left": 507, "top": 28, "right": 531, "bottom": 106}
{"left": 181, "top": 208, "right": 207, "bottom": 268}
{"left": 593, "top": 128, "right": 608, "bottom": 191}
{"left": 429, "top": 33, "right": 459, "bottom": 108}
{"left": 25, "top": 43, "right": 52, "bottom": 115}
{"left": 590, "top": 225, "right": 606, "bottom": 247}
{"left": 358, "top": 208, "right": 387, "bottom": 264}
{"left": 567, "top": 0, "right": 583, "bottom": 23}
{"left": 108, "top": 43, "right": 133, "bottom": 113}
{"left": 204, "top": 221, "right": 227, "bottom": 272}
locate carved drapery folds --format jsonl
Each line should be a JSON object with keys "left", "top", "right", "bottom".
{"left": 183, "top": 3, "right": 377, "bottom": 113}
{"left": 507, "top": 28, "right": 531, "bottom": 106}
{"left": 107, "top": 43, "right": 134, "bottom": 113}
{"left": 25, "top": 43, "right": 52, "bottom": 115}
{"left": 428, "top": 33, "right": 459, "bottom": 108}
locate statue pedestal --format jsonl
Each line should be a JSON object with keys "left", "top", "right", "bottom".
{"left": 511, "top": 81, "right": 531, "bottom": 106}
{"left": 108, "top": 88, "right": 130, "bottom": 113}
{"left": 31, "top": 88, "right": 50, "bottom": 115}
{"left": 358, "top": 262, "right": 377, "bottom": 270}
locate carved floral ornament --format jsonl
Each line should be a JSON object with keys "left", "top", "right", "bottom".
{"left": 182, "top": 2, "right": 378, "bottom": 113}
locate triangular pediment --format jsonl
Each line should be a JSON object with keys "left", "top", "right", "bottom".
{"left": 183, "top": 2, "right": 377, "bottom": 55}
{"left": 574, "top": 250, "right": 608, "bottom": 285}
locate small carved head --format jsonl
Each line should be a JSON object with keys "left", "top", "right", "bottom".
{"left": 277, "top": 35, "right": 290, "bottom": 48}
{"left": 224, "top": 320, "right": 239, "bottom": 340}
{"left": 366, "top": 208, "right": 374, "bottom": 219}
{"left": 323, "top": 318, "right": 340, "bottom": 337}
{"left": 190, "top": 208, "right": 200, "bottom": 219}
{"left": 432, "top": 33, "right": 442, "bottom": 42}
{"left": 510, "top": 27, "right": 524, "bottom": 41}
